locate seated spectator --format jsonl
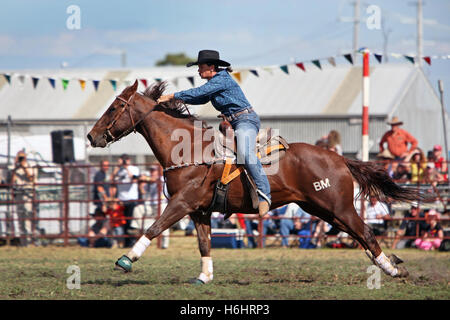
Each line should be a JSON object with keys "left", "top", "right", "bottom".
{"left": 378, "top": 116, "right": 418, "bottom": 175}
{"left": 391, "top": 202, "right": 426, "bottom": 249}
{"left": 87, "top": 207, "right": 109, "bottom": 248}
{"left": 430, "top": 145, "right": 447, "bottom": 181}
{"left": 414, "top": 209, "right": 444, "bottom": 251}
{"left": 275, "top": 203, "right": 301, "bottom": 248}
{"left": 424, "top": 162, "right": 444, "bottom": 187}
{"left": 408, "top": 148, "right": 427, "bottom": 184}
{"left": 295, "top": 208, "right": 319, "bottom": 249}
{"left": 243, "top": 212, "right": 278, "bottom": 248}
{"left": 365, "top": 195, "right": 390, "bottom": 236}
{"left": 105, "top": 199, "right": 126, "bottom": 248}
{"left": 392, "top": 163, "right": 410, "bottom": 182}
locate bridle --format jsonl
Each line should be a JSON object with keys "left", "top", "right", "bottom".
{"left": 103, "top": 92, "right": 155, "bottom": 145}
{"left": 103, "top": 92, "right": 137, "bottom": 143}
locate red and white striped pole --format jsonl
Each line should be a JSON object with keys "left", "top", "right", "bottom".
{"left": 362, "top": 48, "right": 370, "bottom": 162}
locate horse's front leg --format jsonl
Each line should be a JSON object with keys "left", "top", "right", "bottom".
{"left": 190, "top": 212, "right": 213, "bottom": 284}
{"left": 115, "top": 192, "right": 195, "bottom": 272}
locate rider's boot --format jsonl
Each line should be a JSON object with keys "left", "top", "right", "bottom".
{"left": 258, "top": 200, "right": 270, "bottom": 218}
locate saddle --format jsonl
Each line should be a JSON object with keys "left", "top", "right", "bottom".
{"left": 207, "top": 118, "right": 289, "bottom": 214}
{"left": 213, "top": 123, "right": 289, "bottom": 165}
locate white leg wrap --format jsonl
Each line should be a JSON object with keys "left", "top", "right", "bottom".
{"left": 375, "top": 252, "right": 398, "bottom": 277}
{"left": 128, "top": 236, "right": 151, "bottom": 261}
{"left": 198, "top": 257, "right": 213, "bottom": 283}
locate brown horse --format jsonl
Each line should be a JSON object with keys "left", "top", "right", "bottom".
{"left": 88, "top": 80, "right": 420, "bottom": 283}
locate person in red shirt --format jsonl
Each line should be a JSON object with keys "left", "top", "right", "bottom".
{"left": 379, "top": 116, "right": 418, "bottom": 160}
{"left": 431, "top": 144, "right": 448, "bottom": 181}
{"left": 106, "top": 200, "right": 126, "bottom": 248}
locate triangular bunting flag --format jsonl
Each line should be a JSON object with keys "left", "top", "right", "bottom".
{"left": 92, "top": 80, "right": 100, "bottom": 91}
{"left": 124, "top": 80, "right": 132, "bottom": 87}
{"left": 311, "top": 60, "right": 322, "bottom": 70}
{"left": 48, "top": 78, "right": 56, "bottom": 89}
{"left": 374, "top": 53, "right": 383, "bottom": 64}
{"left": 18, "top": 75, "right": 25, "bottom": 85}
{"left": 423, "top": 56, "right": 431, "bottom": 65}
{"left": 79, "top": 79, "right": 86, "bottom": 90}
{"left": 343, "top": 54, "right": 353, "bottom": 65}
{"left": 140, "top": 79, "right": 148, "bottom": 88}
{"left": 154, "top": 78, "right": 162, "bottom": 83}
{"left": 187, "top": 76, "right": 195, "bottom": 87}
{"left": 391, "top": 53, "right": 402, "bottom": 59}
{"left": 31, "top": 77, "right": 39, "bottom": 89}
{"left": 404, "top": 55, "right": 415, "bottom": 64}
{"left": 295, "top": 63, "right": 306, "bottom": 72}
{"left": 109, "top": 79, "right": 117, "bottom": 91}
{"left": 280, "top": 65, "right": 289, "bottom": 74}
{"left": 327, "top": 57, "right": 336, "bottom": 67}
{"left": 249, "top": 70, "right": 259, "bottom": 77}
{"left": 232, "top": 72, "right": 242, "bottom": 83}
{"left": 62, "top": 79, "right": 69, "bottom": 90}
{"left": 3, "top": 74, "right": 11, "bottom": 84}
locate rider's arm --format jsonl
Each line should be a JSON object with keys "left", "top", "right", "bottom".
{"left": 173, "top": 78, "right": 223, "bottom": 105}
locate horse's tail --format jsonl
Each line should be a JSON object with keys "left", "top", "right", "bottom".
{"left": 343, "top": 158, "right": 426, "bottom": 203}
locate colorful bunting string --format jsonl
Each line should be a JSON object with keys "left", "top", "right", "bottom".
{"left": 1, "top": 51, "right": 448, "bottom": 93}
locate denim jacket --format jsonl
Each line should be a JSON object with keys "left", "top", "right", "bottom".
{"left": 173, "top": 70, "right": 252, "bottom": 117}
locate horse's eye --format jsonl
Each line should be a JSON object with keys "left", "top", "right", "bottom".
{"left": 121, "top": 103, "right": 125, "bottom": 107}
{"left": 110, "top": 107, "right": 116, "bottom": 112}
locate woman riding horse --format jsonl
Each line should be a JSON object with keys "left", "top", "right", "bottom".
{"left": 157, "top": 49, "right": 271, "bottom": 217}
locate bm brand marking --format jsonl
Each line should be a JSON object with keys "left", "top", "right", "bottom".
{"left": 313, "top": 178, "right": 331, "bottom": 191}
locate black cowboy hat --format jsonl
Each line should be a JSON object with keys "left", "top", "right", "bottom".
{"left": 186, "top": 50, "right": 230, "bottom": 67}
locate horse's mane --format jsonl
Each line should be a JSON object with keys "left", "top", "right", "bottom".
{"left": 142, "top": 81, "right": 209, "bottom": 128}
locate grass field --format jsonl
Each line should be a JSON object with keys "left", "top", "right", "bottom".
{"left": 0, "top": 233, "right": 448, "bottom": 300}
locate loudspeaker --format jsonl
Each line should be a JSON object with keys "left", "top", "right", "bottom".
{"left": 51, "top": 130, "right": 75, "bottom": 164}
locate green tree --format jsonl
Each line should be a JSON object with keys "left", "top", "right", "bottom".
{"left": 155, "top": 52, "right": 194, "bottom": 66}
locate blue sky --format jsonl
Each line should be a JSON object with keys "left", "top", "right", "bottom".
{"left": 1, "top": 0, "right": 450, "bottom": 108}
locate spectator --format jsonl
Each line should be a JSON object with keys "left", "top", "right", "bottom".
{"left": 295, "top": 207, "right": 319, "bottom": 249}
{"left": 379, "top": 116, "right": 418, "bottom": 161}
{"left": 10, "top": 151, "right": 38, "bottom": 246}
{"left": 87, "top": 207, "right": 109, "bottom": 247}
{"left": 430, "top": 145, "right": 447, "bottom": 180}
{"left": 378, "top": 116, "right": 418, "bottom": 176}
{"left": 414, "top": 209, "right": 444, "bottom": 251}
{"left": 92, "top": 160, "right": 110, "bottom": 215}
{"left": 132, "top": 164, "right": 169, "bottom": 249}
{"left": 105, "top": 198, "right": 126, "bottom": 248}
{"left": 392, "top": 163, "right": 410, "bottom": 181}
{"left": 391, "top": 202, "right": 426, "bottom": 249}
{"left": 275, "top": 203, "right": 303, "bottom": 248}
{"left": 112, "top": 154, "right": 140, "bottom": 247}
{"left": 408, "top": 148, "right": 427, "bottom": 184}
{"left": 327, "top": 130, "right": 343, "bottom": 156}
{"left": 364, "top": 195, "right": 390, "bottom": 236}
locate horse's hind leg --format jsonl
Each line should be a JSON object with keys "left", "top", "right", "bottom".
{"left": 190, "top": 212, "right": 213, "bottom": 284}
{"left": 333, "top": 205, "right": 408, "bottom": 278}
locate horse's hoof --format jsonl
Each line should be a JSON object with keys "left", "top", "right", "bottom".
{"left": 389, "top": 254, "right": 404, "bottom": 265}
{"left": 114, "top": 255, "right": 133, "bottom": 273}
{"left": 394, "top": 266, "right": 409, "bottom": 278}
{"left": 189, "top": 278, "right": 206, "bottom": 285}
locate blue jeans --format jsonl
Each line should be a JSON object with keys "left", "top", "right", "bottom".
{"left": 280, "top": 218, "right": 294, "bottom": 247}
{"left": 230, "top": 112, "right": 271, "bottom": 202}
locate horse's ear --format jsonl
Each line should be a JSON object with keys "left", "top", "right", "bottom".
{"left": 131, "top": 79, "right": 138, "bottom": 91}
